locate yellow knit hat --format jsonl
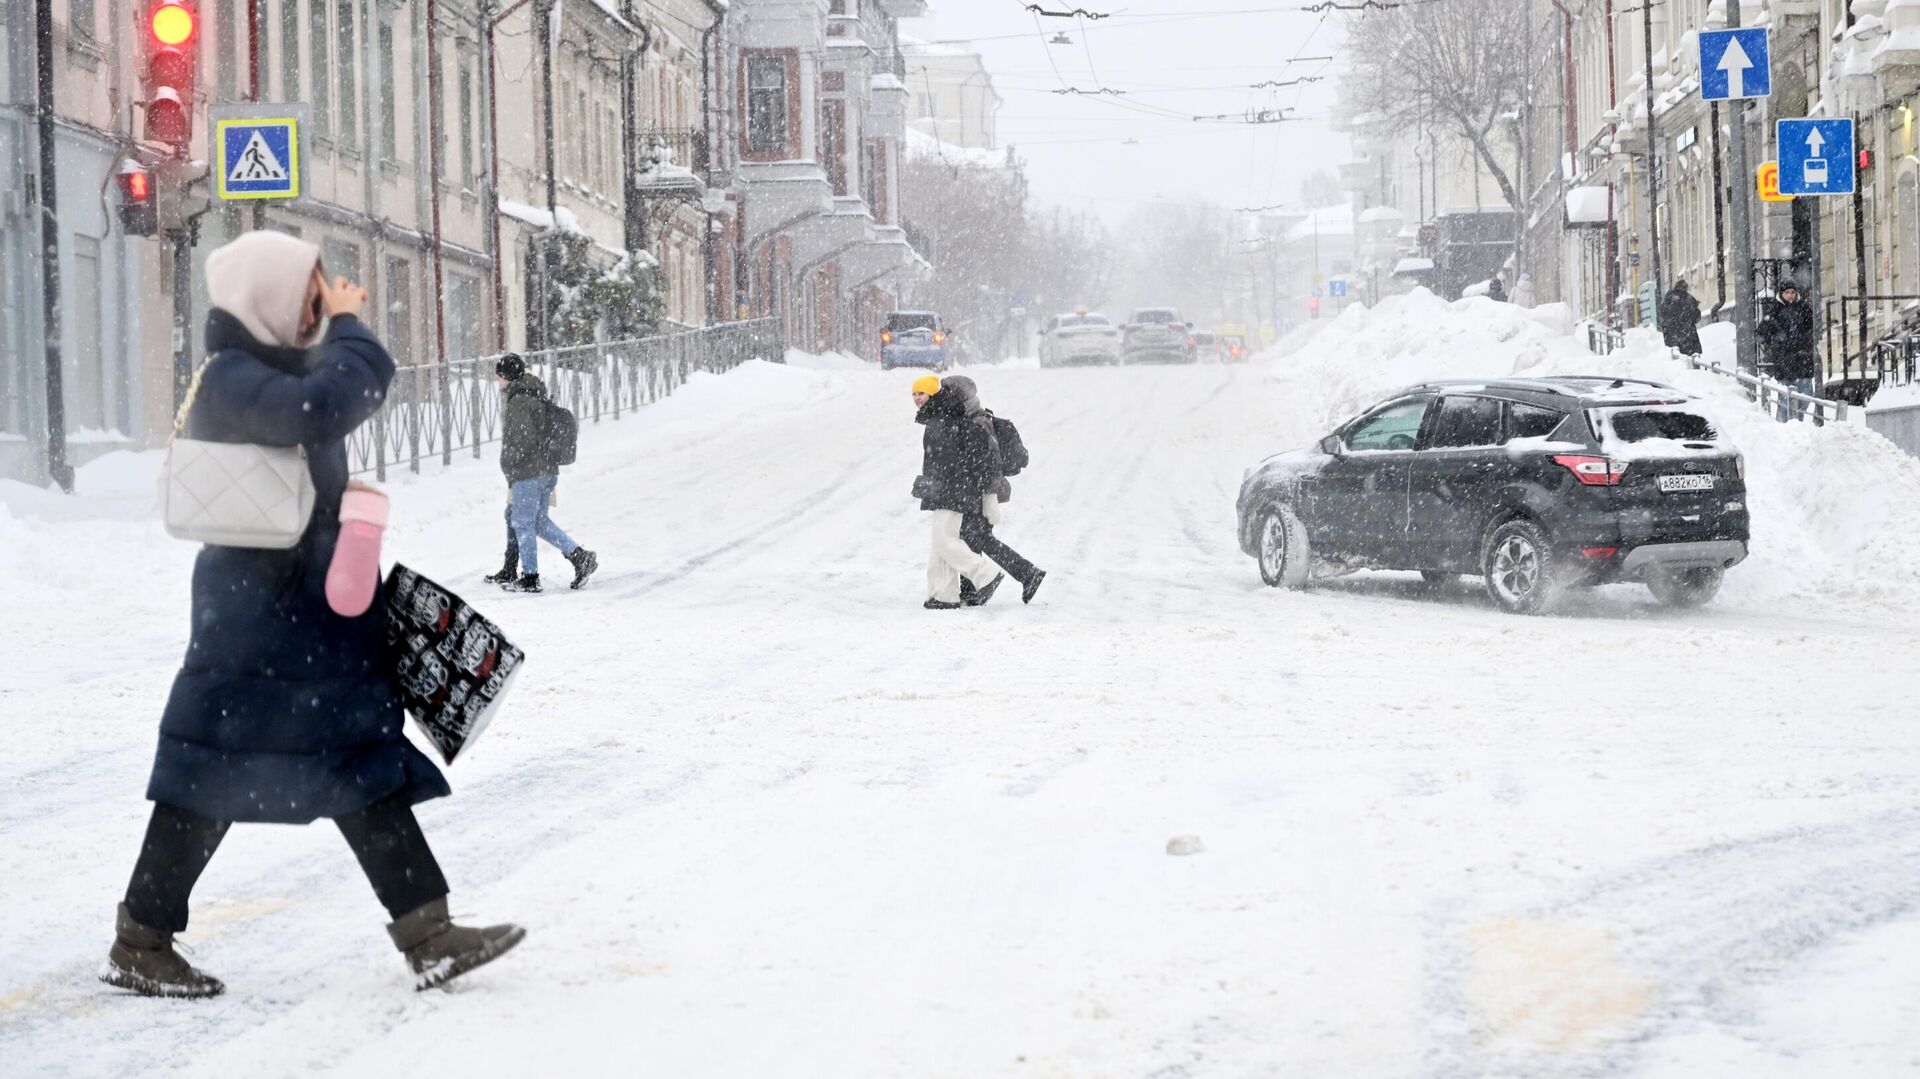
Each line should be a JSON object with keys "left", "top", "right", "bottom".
{"left": 911, "top": 375, "right": 941, "bottom": 396}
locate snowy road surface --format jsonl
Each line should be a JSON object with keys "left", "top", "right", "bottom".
{"left": 4, "top": 296, "right": 1919, "bottom": 1077}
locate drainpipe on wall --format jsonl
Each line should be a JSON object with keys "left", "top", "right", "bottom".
{"left": 701, "top": 0, "right": 726, "bottom": 324}
{"left": 484, "top": 0, "right": 532, "bottom": 350}
{"left": 1604, "top": 0, "right": 1621, "bottom": 326}
{"left": 427, "top": 0, "right": 452, "bottom": 463}
{"left": 621, "top": 3, "right": 650, "bottom": 256}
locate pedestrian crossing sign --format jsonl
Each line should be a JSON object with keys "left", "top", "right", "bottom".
{"left": 214, "top": 117, "right": 300, "bottom": 201}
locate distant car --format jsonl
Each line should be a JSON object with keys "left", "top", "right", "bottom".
{"left": 1235, "top": 377, "right": 1750, "bottom": 614}
{"left": 1217, "top": 334, "right": 1250, "bottom": 363}
{"left": 1122, "top": 308, "right": 1196, "bottom": 364}
{"left": 1039, "top": 311, "right": 1122, "bottom": 368}
{"left": 880, "top": 311, "right": 948, "bottom": 371}
{"left": 1190, "top": 330, "right": 1218, "bottom": 358}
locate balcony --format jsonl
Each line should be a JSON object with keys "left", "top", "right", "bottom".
{"left": 632, "top": 128, "right": 710, "bottom": 198}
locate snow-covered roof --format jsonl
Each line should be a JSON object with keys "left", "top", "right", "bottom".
{"left": 1392, "top": 257, "right": 1436, "bottom": 275}
{"left": 904, "top": 125, "right": 1002, "bottom": 167}
{"left": 500, "top": 198, "right": 584, "bottom": 234}
{"left": 1358, "top": 207, "right": 1404, "bottom": 224}
{"left": 1285, "top": 203, "right": 1354, "bottom": 241}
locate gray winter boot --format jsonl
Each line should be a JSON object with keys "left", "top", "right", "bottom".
{"left": 387, "top": 897, "right": 526, "bottom": 991}
{"left": 100, "top": 903, "right": 225, "bottom": 999}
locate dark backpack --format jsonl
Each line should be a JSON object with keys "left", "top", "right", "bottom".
{"left": 992, "top": 415, "right": 1028, "bottom": 476}
{"left": 541, "top": 398, "right": 578, "bottom": 467}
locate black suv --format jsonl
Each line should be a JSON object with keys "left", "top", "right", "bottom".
{"left": 1236, "top": 378, "right": 1750, "bottom": 613}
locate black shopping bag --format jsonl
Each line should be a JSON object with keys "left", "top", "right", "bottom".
{"left": 384, "top": 564, "right": 525, "bottom": 764}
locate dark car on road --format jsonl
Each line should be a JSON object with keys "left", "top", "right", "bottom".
{"left": 1236, "top": 378, "right": 1751, "bottom": 613}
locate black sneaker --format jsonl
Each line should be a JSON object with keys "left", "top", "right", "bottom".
{"left": 566, "top": 548, "right": 599, "bottom": 590}
{"left": 501, "top": 573, "right": 542, "bottom": 593}
{"left": 964, "top": 573, "right": 1005, "bottom": 607}
{"left": 1021, "top": 569, "right": 1046, "bottom": 605}
{"left": 483, "top": 559, "right": 519, "bottom": 585}
{"left": 923, "top": 598, "right": 961, "bottom": 610}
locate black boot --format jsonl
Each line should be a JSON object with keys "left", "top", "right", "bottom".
{"left": 1022, "top": 569, "right": 1047, "bottom": 605}
{"left": 965, "top": 573, "right": 1005, "bottom": 607}
{"left": 500, "top": 573, "right": 542, "bottom": 593}
{"left": 565, "top": 548, "right": 599, "bottom": 590}
{"left": 484, "top": 547, "right": 519, "bottom": 585}
{"left": 923, "top": 598, "right": 961, "bottom": 610}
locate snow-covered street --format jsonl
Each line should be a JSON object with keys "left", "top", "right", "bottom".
{"left": 5, "top": 296, "right": 1920, "bottom": 1077}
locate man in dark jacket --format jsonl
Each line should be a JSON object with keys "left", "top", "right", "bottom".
{"left": 913, "top": 375, "right": 1005, "bottom": 609}
{"left": 107, "top": 231, "right": 522, "bottom": 999}
{"left": 496, "top": 354, "right": 597, "bottom": 591}
{"left": 1658, "top": 279, "right": 1703, "bottom": 356}
{"left": 1758, "top": 282, "right": 1822, "bottom": 420}
{"left": 942, "top": 376, "right": 1045, "bottom": 606}
{"left": 1486, "top": 276, "right": 1508, "bottom": 302}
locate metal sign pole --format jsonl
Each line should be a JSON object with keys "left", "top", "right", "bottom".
{"left": 1724, "top": 6, "right": 1758, "bottom": 373}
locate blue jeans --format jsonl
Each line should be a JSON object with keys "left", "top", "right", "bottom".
{"left": 509, "top": 475, "right": 578, "bottom": 575}
{"left": 1777, "top": 377, "right": 1817, "bottom": 422}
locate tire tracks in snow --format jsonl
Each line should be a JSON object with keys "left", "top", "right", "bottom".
{"left": 1420, "top": 807, "right": 1920, "bottom": 1077}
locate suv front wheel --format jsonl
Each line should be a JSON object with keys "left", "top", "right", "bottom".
{"left": 1255, "top": 504, "right": 1311, "bottom": 589}
{"left": 1647, "top": 566, "right": 1724, "bottom": 608}
{"left": 1482, "top": 518, "right": 1559, "bottom": 615}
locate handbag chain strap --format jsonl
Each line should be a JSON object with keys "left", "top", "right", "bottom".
{"left": 169, "top": 356, "right": 215, "bottom": 442}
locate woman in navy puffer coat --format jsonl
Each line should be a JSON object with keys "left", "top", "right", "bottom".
{"left": 104, "top": 231, "right": 523, "bottom": 998}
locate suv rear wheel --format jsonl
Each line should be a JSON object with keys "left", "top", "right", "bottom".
{"left": 1256, "top": 504, "right": 1310, "bottom": 589}
{"left": 1647, "top": 566, "right": 1724, "bottom": 608}
{"left": 1482, "top": 519, "right": 1559, "bottom": 615}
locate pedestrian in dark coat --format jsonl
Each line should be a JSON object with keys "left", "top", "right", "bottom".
{"left": 1758, "top": 281, "right": 1823, "bottom": 419}
{"left": 495, "top": 355, "right": 597, "bottom": 593}
{"left": 1658, "top": 279, "right": 1704, "bottom": 356}
{"left": 1486, "top": 277, "right": 1508, "bottom": 302}
{"left": 942, "top": 376, "right": 1045, "bottom": 606}
{"left": 912, "top": 375, "right": 1003, "bottom": 609}
{"left": 106, "top": 231, "right": 523, "bottom": 1000}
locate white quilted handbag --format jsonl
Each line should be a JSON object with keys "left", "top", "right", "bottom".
{"left": 161, "top": 358, "right": 317, "bottom": 549}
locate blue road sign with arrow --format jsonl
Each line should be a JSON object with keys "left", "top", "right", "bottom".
{"left": 1777, "top": 117, "right": 1854, "bottom": 196}
{"left": 1328, "top": 280, "right": 1346, "bottom": 298}
{"left": 1699, "top": 28, "right": 1770, "bottom": 102}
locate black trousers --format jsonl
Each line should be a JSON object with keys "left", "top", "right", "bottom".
{"left": 961, "top": 511, "right": 1039, "bottom": 586}
{"left": 124, "top": 794, "right": 450, "bottom": 933}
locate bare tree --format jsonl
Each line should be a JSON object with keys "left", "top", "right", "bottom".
{"left": 1343, "top": 0, "right": 1528, "bottom": 213}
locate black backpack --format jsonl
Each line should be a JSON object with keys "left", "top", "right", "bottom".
{"left": 992, "top": 415, "right": 1028, "bottom": 476}
{"left": 541, "top": 398, "right": 578, "bottom": 467}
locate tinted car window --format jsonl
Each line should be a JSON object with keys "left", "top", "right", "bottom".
{"left": 1133, "top": 309, "right": 1181, "bottom": 324}
{"left": 1605, "top": 408, "right": 1718, "bottom": 442}
{"left": 1506, "top": 402, "right": 1565, "bottom": 441}
{"left": 1425, "top": 396, "right": 1503, "bottom": 449}
{"left": 1345, "top": 397, "right": 1432, "bottom": 452}
{"left": 1058, "top": 315, "right": 1109, "bottom": 329}
{"left": 886, "top": 313, "right": 938, "bottom": 332}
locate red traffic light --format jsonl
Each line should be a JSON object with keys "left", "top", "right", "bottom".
{"left": 150, "top": 1, "right": 195, "bottom": 45}
{"left": 120, "top": 169, "right": 152, "bottom": 202}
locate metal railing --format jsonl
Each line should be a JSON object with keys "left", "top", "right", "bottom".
{"left": 1585, "top": 319, "right": 1849, "bottom": 425}
{"left": 638, "top": 127, "right": 710, "bottom": 178}
{"left": 1824, "top": 295, "right": 1920, "bottom": 392}
{"left": 1681, "top": 354, "right": 1848, "bottom": 425}
{"left": 348, "top": 317, "right": 784, "bottom": 480}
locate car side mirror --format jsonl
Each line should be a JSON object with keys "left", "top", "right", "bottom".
{"left": 1319, "top": 435, "right": 1345, "bottom": 457}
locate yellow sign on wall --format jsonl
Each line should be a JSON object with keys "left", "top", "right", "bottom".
{"left": 1757, "top": 161, "right": 1793, "bottom": 203}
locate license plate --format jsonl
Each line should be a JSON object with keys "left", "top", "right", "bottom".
{"left": 1658, "top": 474, "right": 1716, "bottom": 493}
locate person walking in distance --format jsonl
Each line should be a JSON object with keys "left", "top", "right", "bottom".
{"left": 496, "top": 354, "right": 597, "bottom": 591}
{"left": 105, "top": 231, "right": 523, "bottom": 999}
{"left": 1658, "top": 279, "right": 1704, "bottom": 357}
{"left": 941, "top": 376, "right": 1045, "bottom": 606}
{"left": 1758, "top": 281, "right": 1822, "bottom": 421}
{"left": 912, "top": 376, "right": 1005, "bottom": 609}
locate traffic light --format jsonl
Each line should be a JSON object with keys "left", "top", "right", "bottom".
{"left": 142, "top": 1, "right": 198, "bottom": 150}
{"left": 116, "top": 160, "right": 158, "bottom": 236}
{"left": 1307, "top": 296, "right": 1321, "bottom": 318}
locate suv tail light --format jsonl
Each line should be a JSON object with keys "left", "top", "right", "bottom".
{"left": 1552, "top": 454, "right": 1628, "bottom": 486}
{"left": 933, "top": 332, "right": 946, "bottom": 344}
{"left": 881, "top": 331, "right": 893, "bottom": 344}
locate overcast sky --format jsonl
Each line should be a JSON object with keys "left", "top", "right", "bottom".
{"left": 903, "top": 2, "right": 1353, "bottom": 220}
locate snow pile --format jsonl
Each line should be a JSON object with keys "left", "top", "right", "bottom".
{"left": 1267, "top": 289, "right": 1920, "bottom": 613}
